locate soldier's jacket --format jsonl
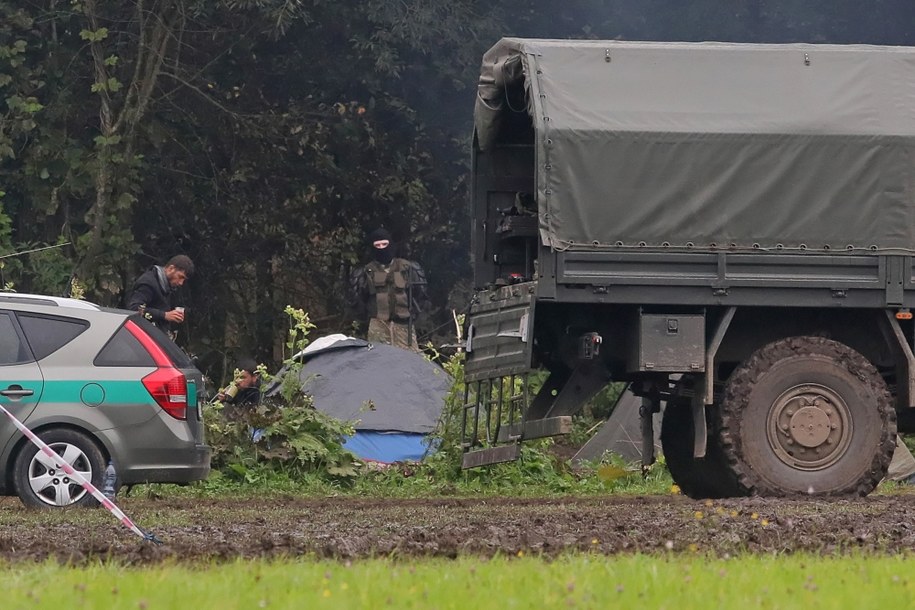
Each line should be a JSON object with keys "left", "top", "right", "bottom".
{"left": 347, "top": 258, "right": 428, "bottom": 324}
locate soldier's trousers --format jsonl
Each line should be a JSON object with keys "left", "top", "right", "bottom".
{"left": 367, "top": 318, "right": 419, "bottom": 352}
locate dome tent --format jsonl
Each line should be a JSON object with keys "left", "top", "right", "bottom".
{"left": 273, "top": 335, "right": 450, "bottom": 463}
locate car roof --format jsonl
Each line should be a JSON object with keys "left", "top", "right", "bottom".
{"left": 0, "top": 292, "right": 101, "bottom": 310}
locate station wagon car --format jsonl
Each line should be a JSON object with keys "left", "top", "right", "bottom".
{"left": 0, "top": 293, "right": 210, "bottom": 507}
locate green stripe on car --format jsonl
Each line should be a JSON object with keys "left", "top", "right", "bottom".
{"left": 40, "top": 380, "right": 155, "bottom": 405}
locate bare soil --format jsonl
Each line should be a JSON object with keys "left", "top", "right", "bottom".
{"left": 2, "top": 491, "right": 915, "bottom": 564}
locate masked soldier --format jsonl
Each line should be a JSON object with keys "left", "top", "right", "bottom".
{"left": 347, "top": 228, "right": 428, "bottom": 350}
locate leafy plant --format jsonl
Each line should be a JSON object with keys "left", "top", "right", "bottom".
{"left": 204, "top": 394, "right": 359, "bottom": 483}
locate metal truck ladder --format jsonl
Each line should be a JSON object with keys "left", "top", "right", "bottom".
{"left": 459, "top": 364, "right": 608, "bottom": 468}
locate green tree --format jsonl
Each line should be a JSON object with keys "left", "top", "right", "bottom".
{"left": 126, "top": 0, "right": 501, "bottom": 367}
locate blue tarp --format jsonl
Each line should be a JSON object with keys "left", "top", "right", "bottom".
{"left": 343, "top": 431, "right": 433, "bottom": 463}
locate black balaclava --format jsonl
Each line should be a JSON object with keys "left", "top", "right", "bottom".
{"left": 369, "top": 227, "right": 394, "bottom": 265}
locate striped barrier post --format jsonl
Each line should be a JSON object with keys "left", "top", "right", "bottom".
{"left": 0, "top": 404, "right": 162, "bottom": 544}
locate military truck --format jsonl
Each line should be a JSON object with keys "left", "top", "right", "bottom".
{"left": 461, "top": 38, "right": 915, "bottom": 498}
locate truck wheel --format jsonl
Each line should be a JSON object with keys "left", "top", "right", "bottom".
{"left": 660, "top": 399, "right": 742, "bottom": 499}
{"left": 718, "top": 336, "right": 896, "bottom": 496}
{"left": 12, "top": 428, "right": 105, "bottom": 509}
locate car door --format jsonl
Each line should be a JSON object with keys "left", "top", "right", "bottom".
{"left": 0, "top": 311, "right": 44, "bottom": 450}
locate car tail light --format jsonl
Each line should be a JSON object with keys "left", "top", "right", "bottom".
{"left": 126, "top": 320, "right": 188, "bottom": 420}
{"left": 141, "top": 367, "right": 188, "bottom": 420}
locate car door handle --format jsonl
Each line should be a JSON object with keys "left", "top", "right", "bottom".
{"left": 1, "top": 385, "right": 34, "bottom": 398}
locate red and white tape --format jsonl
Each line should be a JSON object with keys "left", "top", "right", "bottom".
{"left": 0, "top": 404, "right": 161, "bottom": 544}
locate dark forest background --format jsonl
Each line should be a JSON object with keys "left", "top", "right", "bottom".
{"left": 2, "top": 0, "right": 914, "bottom": 379}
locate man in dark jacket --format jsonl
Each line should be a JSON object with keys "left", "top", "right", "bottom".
{"left": 217, "top": 358, "right": 262, "bottom": 407}
{"left": 216, "top": 358, "right": 263, "bottom": 425}
{"left": 126, "top": 254, "right": 194, "bottom": 332}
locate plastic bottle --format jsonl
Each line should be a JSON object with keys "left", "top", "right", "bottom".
{"left": 102, "top": 460, "right": 117, "bottom": 502}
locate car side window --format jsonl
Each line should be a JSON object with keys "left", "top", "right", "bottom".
{"left": 94, "top": 325, "right": 156, "bottom": 367}
{"left": 0, "top": 312, "right": 31, "bottom": 365}
{"left": 17, "top": 313, "right": 89, "bottom": 361}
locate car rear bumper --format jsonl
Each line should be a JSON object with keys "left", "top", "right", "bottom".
{"left": 121, "top": 443, "right": 211, "bottom": 484}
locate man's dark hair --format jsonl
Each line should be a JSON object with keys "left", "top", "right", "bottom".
{"left": 236, "top": 358, "right": 258, "bottom": 376}
{"left": 166, "top": 254, "right": 195, "bottom": 277}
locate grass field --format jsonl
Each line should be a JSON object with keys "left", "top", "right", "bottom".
{"left": 3, "top": 458, "right": 914, "bottom": 608}
{"left": 6, "top": 553, "right": 915, "bottom": 609}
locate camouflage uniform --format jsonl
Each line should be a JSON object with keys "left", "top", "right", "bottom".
{"left": 348, "top": 258, "right": 427, "bottom": 351}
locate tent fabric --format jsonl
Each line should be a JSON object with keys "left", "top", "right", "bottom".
{"left": 476, "top": 38, "right": 915, "bottom": 253}
{"left": 264, "top": 337, "right": 450, "bottom": 462}
{"left": 296, "top": 334, "right": 369, "bottom": 359}
{"left": 297, "top": 341, "right": 450, "bottom": 434}
{"left": 343, "top": 431, "right": 432, "bottom": 463}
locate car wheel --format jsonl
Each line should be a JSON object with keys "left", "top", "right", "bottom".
{"left": 12, "top": 428, "right": 105, "bottom": 509}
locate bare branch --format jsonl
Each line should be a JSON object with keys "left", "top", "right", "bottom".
{"left": 158, "top": 69, "right": 248, "bottom": 119}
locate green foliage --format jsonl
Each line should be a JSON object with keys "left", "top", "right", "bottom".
{"left": 0, "top": 1, "right": 95, "bottom": 294}
{"left": 587, "top": 382, "right": 627, "bottom": 420}
{"left": 79, "top": 28, "right": 109, "bottom": 42}
{"left": 68, "top": 276, "right": 87, "bottom": 300}
{"left": 370, "top": 433, "right": 673, "bottom": 498}
{"left": 0, "top": 198, "right": 11, "bottom": 255}
{"left": 203, "top": 394, "right": 359, "bottom": 484}
{"left": 21, "top": 240, "right": 74, "bottom": 294}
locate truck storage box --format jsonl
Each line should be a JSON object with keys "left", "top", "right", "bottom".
{"left": 627, "top": 312, "right": 705, "bottom": 373}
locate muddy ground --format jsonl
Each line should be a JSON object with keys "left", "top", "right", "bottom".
{"left": 2, "top": 491, "right": 915, "bottom": 564}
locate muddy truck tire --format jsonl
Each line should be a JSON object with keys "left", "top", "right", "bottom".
{"left": 661, "top": 395, "right": 743, "bottom": 499}
{"left": 718, "top": 336, "right": 896, "bottom": 496}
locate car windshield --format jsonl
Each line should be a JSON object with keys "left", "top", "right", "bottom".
{"left": 129, "top": 313, "right": 194, "bottom": 368}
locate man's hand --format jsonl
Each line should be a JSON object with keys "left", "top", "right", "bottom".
{"left": 164, "top": 309, "right": 185, "bottom": 324}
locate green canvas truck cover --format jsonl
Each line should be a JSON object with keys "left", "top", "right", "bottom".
{"left": 475, "top": 38, "right": 915, "bottom": 253}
